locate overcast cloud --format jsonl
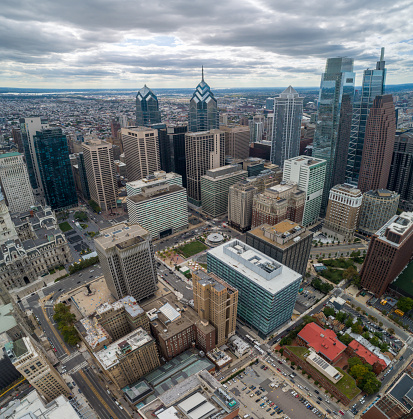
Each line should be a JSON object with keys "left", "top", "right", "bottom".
{"left": 1, "top": 0, "right": 412, "bottom": 88}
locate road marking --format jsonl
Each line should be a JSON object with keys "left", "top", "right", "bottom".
{"left": 41, "top": 304, "right": 70, "bottom": 356}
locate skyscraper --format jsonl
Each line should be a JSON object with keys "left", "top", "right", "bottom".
{"left": 76, "top": 152, "right": 91, "bottom": 201}
{"left": 136, "top": 85, "right": 161, "bottom": 126}
{"left": 313, "top": 58, "right": 355, "bottom": 214}
{"left": 0, "top": 152, "right": 35, "bottom": 213}
{"left": 33, "top": 127, "right": 77, "bottom": 210}
{"left": 185, "top": 130, "right": 225, "bottom": 206}
{"left": 346, "top": 49, "right": 386, "bottom": 185}
{"left": 82, "top": 139, "right": 118, "bottom": 211}
{"left": 95, "top": 223, "right": 158, "bottom": 302}
{"left": 220, "top": 125, "right": 250, "bottom": 160}
{"left": 358, "top": 95, "right": 396, "bottom": 193}
{"left": 188, "top": 68, "right": 219, "bottom": 132}
{"left": 270, "top": 86, "right": 303, "bottom": 168}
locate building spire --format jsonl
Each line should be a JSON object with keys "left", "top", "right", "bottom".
{"left": 202, "top": 65, "right": 204, "bottom": 82}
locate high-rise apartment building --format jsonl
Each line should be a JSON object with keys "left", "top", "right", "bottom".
{"left": 95, "top": 223, "right": 158, "bottom": 302}
{"left": 188, "top": 69, "right": 219, "bottom": 132}
{"left": 201, "top": 165, "right": 247, "bottom": 217}
{"left": 0, "top": 191, "right": 19, "bottom": 245}
{"left": 157, "top": 125, "right": 188, "bottom": 187}
{"left": 76, "top": 152, "right": 91, "bottom": 201}
{"left": 10, "top": 337, "right": 70, "bottom": 403}
{"left": 207, "top": 240, "right": 301, "bottom": 338}
{"left": 82, "top": 139, "right": 118, "bottom": 211}
{"left": 322, "top": 184, "right": 363, "bottom": 241}
{"left": 358, "top": 95, "right": 396, "bottom": 193}
{"left": 249, "top": 114, "right": 265, "bottom": 143}
{"left": 136, "top": 85, "right": 161, "bottom": 126}
{"left": 94, "top": 327, "right": 160, "bottom": 389}
{"left": 0, "top": 152, "right": 35, "bottom": 213}
{"left": 313, "top": 58, "right": 355, "bottom": 214}
{"left": 192, "top": 270, "right": 238, "bottom": 347}
{"left": 228, "top": 181, "right": 257, "bottom": 232}
{"left": 185, "top": 130, "right": 225, "bottom": 206}
{"left": 11, "top": 127, "right": 24, "bottom": 153}
{"left": 346, "top": 49, "right": 386, "bottom": 185}
{"left": 121, "top": 127, "right": 161, "bottom": 182}
{"left": 283, "top": 156, "right": 326, "bottom": 226}
{"left": 252, "top": 182, "right": 305, "bottom": 228}
{"left": 33, "top": 127, "right": 77, "bottom": 210}
{"left": 220, "top": 125, "right": 250, "bottom": 160}
{"left": 360, "top": 212, "right": 413, "bottom": 297}
{"left": 127, "top": 183, "right": 188, "bottom": 239}
{"left": 247, "top": 221, "right": 313, "bottom": 277}
{"left": 126, "top": 171, "right": 182, "bottom": 196}
{"left": 270, "top": 86, "right": 303, "bottom": 168}
{"left": 358, "top": 189, "right": 399, "bottom": 236}
{"left": 388, "top": 131, "right": 413, "bottom": 211}
{"left": 19, "top": 117, "right": 49, "bottom": 196}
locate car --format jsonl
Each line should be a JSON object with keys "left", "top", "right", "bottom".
{"left": 250, "top": 393, "right": 255, "bottom": 398}
{"left": 256, "top": 399, "right": 260, "bottom": 402}
{"left": 270, "top": 413, "right": 275, "bottom": 416}
{"left": 339, "top": 411, "right": 344, "bottom": 415}
{"left": 315, "top": 390, "right": 320, "bottom": 394}
{"left": 317, "top": 397, "right": 322, "bottom": 401}
{"left": 53, "top": 348, "right": 57, "bottom": 352}
{"left": 277, "top": 368, "right": 281, "bottom": 372}
{"left": 295, "top": 394, "right": 299, "bottom": 398}
{"left": 278, "top": 360, "right": 283, "bottom": 364}
{"left": 316, "top": 401, "right": 321, "bottom": 405}
{"left": 266, "top": 408, "right": 272, "bottom": 412}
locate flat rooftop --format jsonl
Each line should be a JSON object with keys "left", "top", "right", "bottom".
{"left": 126, "top": 172, "right": 182, "bottom": 195}
{"left": 96, "top": 295, "right": 144, "bottom": 318}
{"left": 127, "top": 184, "right": 184, "bottom": 203}
{"left": 193, "top": 270, "right": 237, "bottom": 294}
{"left": 207, "top": 240, "right": 302, "bottom": 295}
{"left": 94, "top": 223, "right": 149, "bottom": 250}
{"left": 286, "top": 156, "right": 326, "bottom": 166}
{"left": 389, "top": 374, "right": 413, "bottom": 411}
{"left": 376, "top": 212, "right": 413, "bottom": 246}
{"left": 94, "top": 328, "right": 153, "bottom": 370}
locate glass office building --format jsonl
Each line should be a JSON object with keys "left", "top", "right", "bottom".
{"left": 136, "top": 85, "right": 161, "bottom": 126}
{"left": 207, "top": 240, "right": 301, "bottom": 338}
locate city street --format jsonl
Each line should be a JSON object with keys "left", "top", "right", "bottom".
{"left": 309, "top": 243, "right": 368, "bottom": 259}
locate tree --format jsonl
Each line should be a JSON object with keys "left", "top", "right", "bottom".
{"left": 350, "top": 364, "right": 369, "bottom": 384}
{"left": 88, "top": 199, "right": 101, "bottom": 213}
{"left": 345, "top": 316, "right": 354, "bottom": 328}
{"left": 362, "top": 331, "right": 370, "bottom": 340}
{"left": 388, "top": 328, "right": 395, "bottom": 335}
{"left": 370, "top": 336, "right": 380, "bottom": 347}
{"left": 339, "top": 333, "right": 353, "bottom": 345}
{"left": 74, "top": 211, "right": 88, "bottom": 221}
{"left": 348, "top": 357, "right": 363, "bottom": 369}
{"left": 323, "top": 307, "right": 335, "bottom": 317}
{"left": 379, "top": 321, "right": 383, "bottom": 327}
{"left": 396, "top": 297, "right": 413, "bottom": 313}
{"left": 351, "top": 323, "right": 363, "bottom": 335}
{"left": 335, "top": 311, "right": 346, "bottom": 323}
{"left": 361, "top": 372, "right": 381, "bottom": 395}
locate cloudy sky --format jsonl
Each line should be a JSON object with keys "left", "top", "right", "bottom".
{"left": 1, "top": 0, "right": 413, "bottom": 89}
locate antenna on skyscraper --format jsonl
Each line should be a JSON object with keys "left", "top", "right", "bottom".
{"left": 202, "top": 65, "right": 204, "bottom": 82}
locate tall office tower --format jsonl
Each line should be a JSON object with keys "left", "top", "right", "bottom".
{"left": 313, "top": 58, "right": 355, "bottom": 214}
{"left": 33, "top": 127, "right": 77, "bottom": 210}
{"left": 0, "top": 152, "right": 35, "bottom": 213}
{"left": 358, "top": 95, "right": 396, "bottom": 192}
{"left": 9, "top": 337, "right": 70, "bottom": 403}
{"left": 188, "top": 68, "right": 219, "bottom": 132}
{"left": 111, "top": 118, "right": 121, "bottom": 138}
{"left": 126, "top": 171, "right": 182, "bottom": 196}
{"left": 360, "top": 212, "right": 413, "bottom": 297}
{"left": 266, "top": 98, "right": 274, "bottom": 110}
{"left": 252, "top": 182, "right": 305, "bottom": 228}
{"left": 94, "top": 328, "right": 160, "bottom": 389}
{"left": 136, "top": 85, "right": 161, "bottom": 126}
{"left": 388, "top": 131, "right": 413, "bottom": 211}
{"left": 76, "top": 152, "right": 91, "bottom": 201}
{"left": 249, "top": 114, "right": 265, "bottom": 143}
{"left": 201, "top": 165, "right": 247, "bottom": 217}
{"left": 247, "top": 220, "right": 313, "bottom": 276}
{"left": 0, "top": 192, "right": 19, "bottom": 245}
{"left": 322, "top": 184, "right": 363, "bottom": 241}
{"left": 11, "top": 127, "right": 24, "bottom": 153}
{"left": 220, "top": 125, "right": 250, "bottom": 160}
{"left": 127, "top": 184, "right": 188, "bottom": 239}
{"left": 192, "top": 270, "right": 238, "bottom": 347}
{"left": 358, "top": 95, "right": 396, "bottom": 193}
{"left": 121, "top": 127, "right": 161, "bottom": 182}
{"left": 346, "top": 49, "right": 386, "bottom": 185}
{"left": 19, "top": 117, "right": 49, "bottom": 196}
{"left": 185, "top": 130, "right": 225, "bottom": 206}
{"left": 270, "top": 86, "right": 303, "bottom": 168}
{"left": 283, "top": 156, "right": 327, "bottom": 226}
{"left": 82, "top": 139, "right": 118, "bottom": 211}
{"left": 207, "top": 240, "right": 301, "bottom": 337}
{"left": 358, "top": 189, "right": 399, "bottom": 236}
{"left": 95, "top": 223, "right": 158, "bottom": 302}
{"left": 228, "top": 181, "right": 258, "bottom": 232}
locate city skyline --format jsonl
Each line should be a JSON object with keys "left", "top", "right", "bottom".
{"left": 1, "top": 0, "right": 412, "bottom": 88}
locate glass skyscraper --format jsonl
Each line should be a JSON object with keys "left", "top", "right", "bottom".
{"left": 136, "top": 85, "right": 161, "bottom": 126}
{"left": 346, "top": 48, "right": 386, "bottom": 185}
{"left": 313, "top": 57, "right": 355, "bottom": 214}
{"left": 34, "top": 127, "right": 77, "bottom": 210}
{"left": 188, "top": 68, "right": 219, "bottom": 132}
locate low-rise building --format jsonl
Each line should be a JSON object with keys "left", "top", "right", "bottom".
{"left": 228, "top": 335, "right": 250, "bottom": 357}
{"left": 206, "top": 348, "right": 232, "bottom": 370}
{"left": 346, "top": 340, "right": 387, "bottom": 374}
{"left": 306, "top": 349, "right": 343, "bottom": 383}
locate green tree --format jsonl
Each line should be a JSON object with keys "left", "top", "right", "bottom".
{"left": 335, "top": 311, "right": 346, "bottom": 323}
{"left": 88, "top": 200, "right": 101, "bottom": 213}
{"left": 345, "top": 316, "right": 354, "bottom": 328}
{"left": 351, "top": 323, "right": 363, "bottom": 334}
{"left": 361, "top": 372, "right": 381, "bottom": 394}
{"left": 323, "top": 307, "right": 335, "bottom": 317}
{"left": 350, "top": 364, "right": 369, "bottom": 384}
{"left": 396, "top": 297, "right": 413, "bottom": 313}
{"left": 362, "top": 331, "right": 370, "bottom": 340}
{"left": 388, "top": 328, "right": 395, "bottom": 335}
{"left": 370, "top": 336, "right": 380, "bottom": 347}
{"left": 339, "top": 334, "right": 353, "bottom": 345}
{"left": 348, "top": 357, "right": 363, "bottom": 369}
{"left": 74, "top": 211, "right": 88, "bottom": 221}
{"left": 343, "top": 265, "right": 358, "bottom": 281}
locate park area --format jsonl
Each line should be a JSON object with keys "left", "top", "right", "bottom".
{"left": 176, "top": 240, "right": 208, "bottom": 258}
{"left": 59, "top": 221, "right": 72, "bottom": 232}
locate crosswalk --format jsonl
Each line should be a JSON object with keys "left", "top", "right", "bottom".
{"left": 68, "top": 360, "right": 88, "bottom": 375}
{"left": 60, "top": 351, "right": 80, "bottom": 363}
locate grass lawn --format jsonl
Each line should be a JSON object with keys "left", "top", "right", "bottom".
{"left": 286, "top": 346, "right": 360, "bottom": 400}
{"left": 320, "top": 268, "right": 344, "bottom": 284}
{"left": 59, "top": 221, "right": 72, "bottom": 232}
{"left": 177, "top": 241, "right": 208, "bottom": 258}
{"left": 322, "top": 259, "right": 355, "bottom": 269}
{"left": 391, "top": 261, "right": 413, "bottom": 298}
{"left": 199, "top": 263, "right": 208, "bottom": 270}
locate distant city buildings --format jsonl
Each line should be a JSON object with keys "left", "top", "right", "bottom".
{"left": 136, "top": 85, "right": 161, "bottom": 126}
{"left": 0, "top": 152, "right": 35, "bottom": 213}
{"left": 358, "top": 189, "right": 399, "bottom": 236}
{"left": 95, "top": 224, "right": 158, "bottom": 302}
{"left": 313, "top": 58, "right": 355, "bottom": 214}
{"left": 246, "top": 220, "right": 313, "bottom": 277}
{"left": 358, "top": 95, "right": 396, "bottom": 193}
{"left": 322, "top": 184, "right": 363, "bottom": 241}
{"left": 360, "top": 212, "right": 413, "bottom": 297}
{"left": 207, "top": 240, "right": 301, "bottom": 337}
{"left": 121, "top": 127, "right": 161, "bottom": 182}
{"left": 283, "top": 156, "right": 326, "bottom": 226}
{"left": 270, "top": 86, "right": 303, "bottom": 168}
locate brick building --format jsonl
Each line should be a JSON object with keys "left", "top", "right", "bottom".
{"left": 346, "top": 340, "right": 387, "bottom": 374}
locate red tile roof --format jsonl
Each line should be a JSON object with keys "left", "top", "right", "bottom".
{"left": 298, "top": 322, "right": 346, "bottom": 362}
{"left": 348, "top": 340, "right": 387, "bottom": 368}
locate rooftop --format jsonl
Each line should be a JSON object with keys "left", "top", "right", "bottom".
{"left": 207, "top": 239, "right": 301, "bottom": 295}
{"left": 94, "top": 223, "right": 149, "bottom": 250}
{"left": 127, "top": 184, "right": 184, "bottom": 203}
{"left": 126, "top": 172, "right": 182, "bottom": 196}
{"left": 285, "top": 156, "right": 326, "bottom": 167}
{"left": 0, "top": 304, "right": 17, "bottom": 334}
{"left": 389, "top": 374, "right": 413, "bottom": 411}
{"left": 375, "top": 212, "right": 413, "bottom": 246}
{"left": 348, "top": 340, "right": 387, "bottom": 368}
{"left": 203, "top": 165, "right": 247, "bottom": 180}
{"left": 331, "top": 183, "right": 362, "bottom": 197}
{"left": 193, "top": 270, "right": 237, "bottom": 294}
{"left": 0, "top": 152, "right": 21, "bottom": 159}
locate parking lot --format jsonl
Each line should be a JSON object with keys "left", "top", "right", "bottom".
{"left": 295, "top": 286, "right": 324, "bottom": 311}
